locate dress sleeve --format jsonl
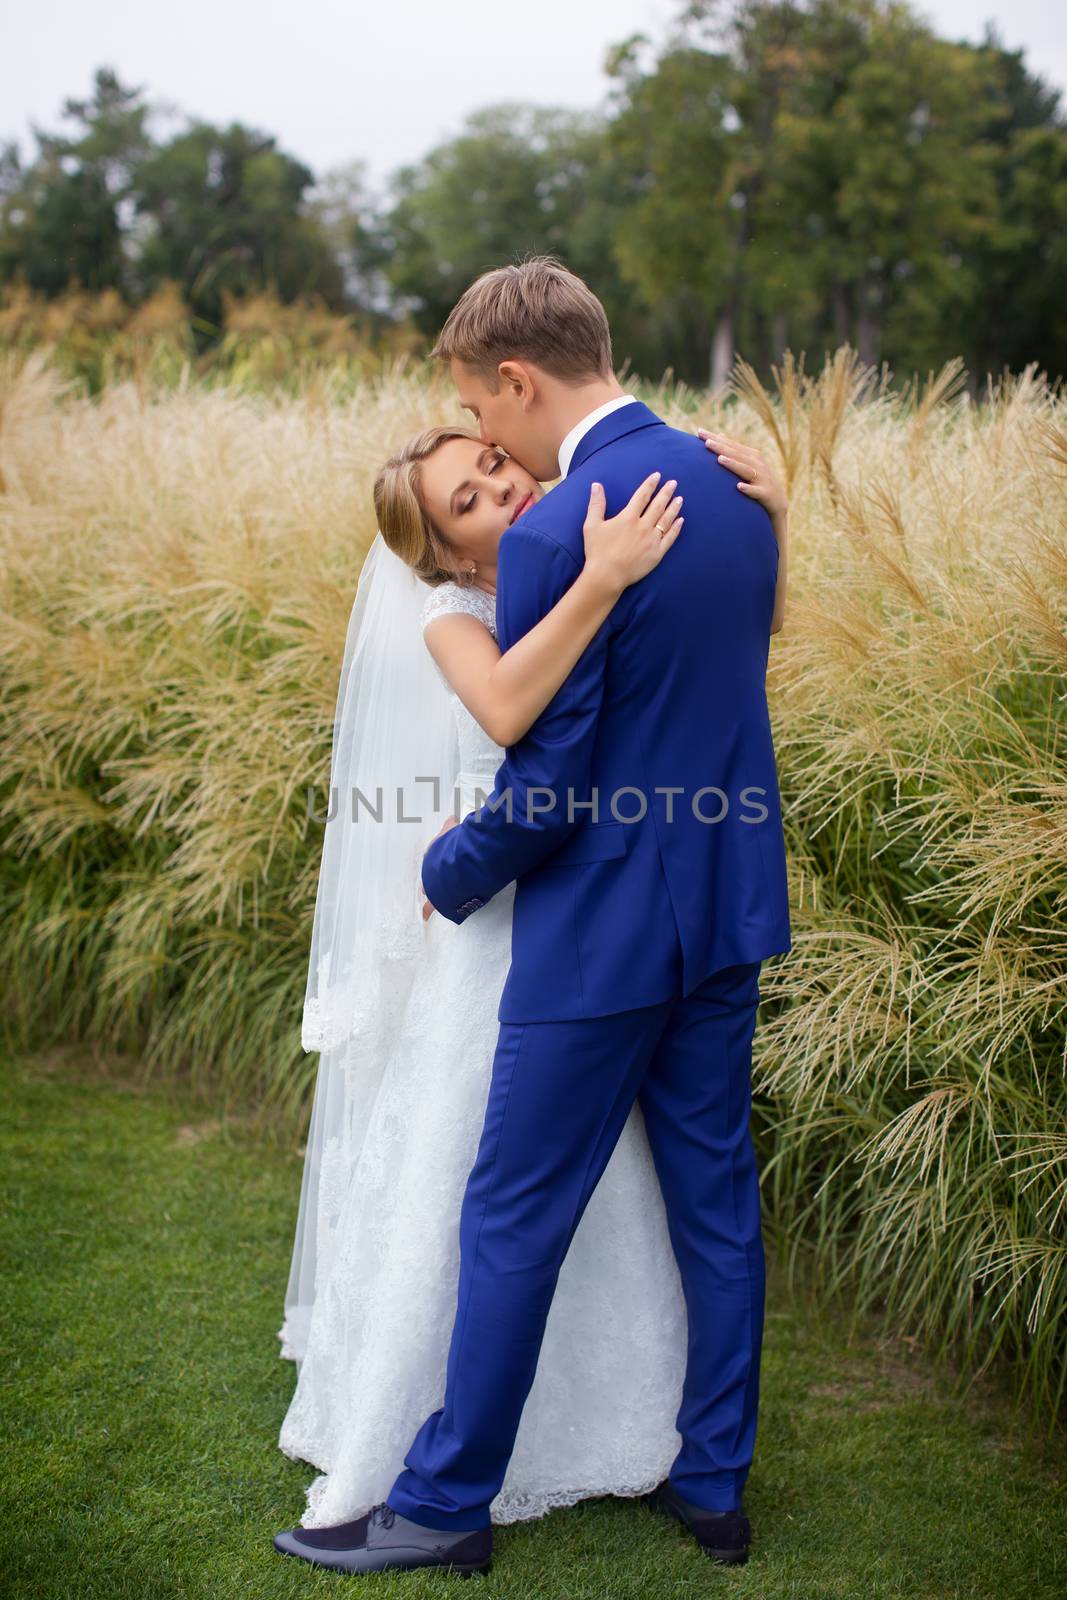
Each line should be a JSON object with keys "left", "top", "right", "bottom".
{"left": 419, "top": 524, "right": 613, "bottom": 923}
{"left": 420, "top": 581, "right": 498, "bottom": 640}
{"left": 422, "top": 583, "right": 473, "bottom": 632}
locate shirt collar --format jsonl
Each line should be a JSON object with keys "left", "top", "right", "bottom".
{"left": 557, "top": 393, "right": 638, "bottom": 478}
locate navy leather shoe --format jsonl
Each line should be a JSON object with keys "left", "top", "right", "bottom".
{"left": 643, "top": 1478, "right": 752, "bottom": 1564}
{"left": 273, "top": 1500, "right": 492, "bottom": 1576}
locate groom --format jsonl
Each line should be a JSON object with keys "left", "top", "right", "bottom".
{"left": 274, "top": 257, "right": 791, "bottom": 1576}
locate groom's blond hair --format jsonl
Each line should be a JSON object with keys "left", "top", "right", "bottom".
{"left": 431, "top": 256, "right": 613, "bottom": 390}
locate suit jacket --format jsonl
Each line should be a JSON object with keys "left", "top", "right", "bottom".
{"left": 421, "top": 399, "right": 792, "bottom": 1023}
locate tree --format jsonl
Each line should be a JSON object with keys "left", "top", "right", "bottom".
{"left": 362, "top": 103, "right": 675, "bottom": 375}
{"left": 0, "top": 67, "right": 151, "bottom": 294}
{"left": 305, "top": 160, "right": 389, "bottom": 312}
{"left": 0, "top": 69, "right": 346, "bottom": 327}
{"left": 606, "top": 31, "right": 740, "bottom": 388}
{"left": 811, "top": 1, "right": 998, "bottom": 372}
{"left": 962, "top": 27, "right": 1067, "bottom": 382}
{"left": 605, "top": 1, "right": 1011, "bottom": 383}
{"left": 131, "top": 122, "right": 344, "bottom": 326}
{"left": 370, "top": 104, "right": 597, "bottom": 331}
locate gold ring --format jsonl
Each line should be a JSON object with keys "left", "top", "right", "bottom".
{"left": 655, "top": 521, "right": 668, "bottom": 534}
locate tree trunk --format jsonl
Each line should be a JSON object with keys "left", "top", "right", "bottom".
{"left": 710, "top": 307, "right": 735, "bottom": 395}
{"left": 856, "top": 275, "right": 881, "bottom": 367}
{"left": 771, "top": 309, "right": 789, "bottom": 366}
{"left": 831, "top": 279, "right": 850, "bottom": 349}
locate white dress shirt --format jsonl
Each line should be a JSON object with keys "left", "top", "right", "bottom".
{"left": 556, "top": 393, "right": 638, "bottom": 478}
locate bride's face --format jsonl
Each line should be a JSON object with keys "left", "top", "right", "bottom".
{"left": 419, "top": 437, "right": 542, "bottom": 567}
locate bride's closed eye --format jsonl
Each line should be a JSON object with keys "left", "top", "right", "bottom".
{"left": 461, "top": 450, "right": 506, "bottom": 514}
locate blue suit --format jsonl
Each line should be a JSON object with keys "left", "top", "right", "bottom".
{"left": 388, "top": 400, "right": 791, "bottom": 1531}
{"left": 420, "top": 399, "right": 791, "bottom": 1020}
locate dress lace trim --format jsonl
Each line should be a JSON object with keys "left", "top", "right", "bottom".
{"left": 420, "top": 581, "right": 497, "bottom": 639}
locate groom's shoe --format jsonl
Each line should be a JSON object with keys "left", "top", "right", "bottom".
{"left": 273, "top": 1501, "right": 492, "bottom": 1577}
{"left": 644, "top": 1478, "right": 752, "bottom": 1565}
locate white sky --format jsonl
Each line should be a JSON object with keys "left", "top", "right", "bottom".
{"left": 1, "top": 0, "right": 1064, "bottom": 196}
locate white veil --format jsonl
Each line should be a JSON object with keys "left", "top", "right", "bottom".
{"left": 280, "top": 531, "right": 460, "bottom": 1363}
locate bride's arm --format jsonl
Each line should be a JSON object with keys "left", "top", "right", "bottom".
{"left": 697, "top": 428, "right": 789, "bottom": 634}
{"left": 424, "top": 471, "right": 685, "bottom": 748}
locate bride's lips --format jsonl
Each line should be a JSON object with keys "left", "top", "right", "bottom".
{"left": 509, "top": 492, "right": 534, "bottom": 527}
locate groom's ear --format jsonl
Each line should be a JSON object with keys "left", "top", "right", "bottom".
{"left": 497, "top": 360, "right": 538, "bottom": 409}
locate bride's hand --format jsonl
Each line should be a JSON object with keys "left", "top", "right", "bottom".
{"left": 697, "top": 428, "right": 788, "bottom": 523}
{"left": 420, "top": 815, "right": 459, "bottom": 921}
{"left": 582, "top": 471, "right": 684, "bottom": 596}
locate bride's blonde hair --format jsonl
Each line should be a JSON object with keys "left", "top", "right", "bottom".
{"left": 373, "top": 424, "right": 485, "bottom": 588}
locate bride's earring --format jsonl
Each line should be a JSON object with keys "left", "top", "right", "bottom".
{"left": 460, "top": 562, "right": 477, "bottom": 586}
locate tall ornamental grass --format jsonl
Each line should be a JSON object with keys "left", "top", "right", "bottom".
{"left": 0, "top": 342, "right": 1063, "bottom": 1424}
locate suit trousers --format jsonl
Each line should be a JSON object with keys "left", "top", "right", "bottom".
{"left": 386, "top": 959, "right": 766, "bottom": 1532}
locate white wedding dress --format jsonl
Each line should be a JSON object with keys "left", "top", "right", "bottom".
{"left": 277, "top": 577, "right": 689, "bottom": 1528}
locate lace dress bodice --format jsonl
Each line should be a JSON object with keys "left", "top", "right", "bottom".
{"left": 420, "top": 581, "right": 505, "bottom": 808}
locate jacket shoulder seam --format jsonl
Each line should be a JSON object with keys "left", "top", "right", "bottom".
{"left": 505, "top": 519, "right": 582, "bottom": 573}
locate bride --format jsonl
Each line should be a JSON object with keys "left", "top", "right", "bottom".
{"left": 276, "top": 417, "right": 785, "bottom": 1530}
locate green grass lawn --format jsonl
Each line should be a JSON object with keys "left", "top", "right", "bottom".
{"left": 2, "top": 1045, "right": 1064, "bottom": 1600}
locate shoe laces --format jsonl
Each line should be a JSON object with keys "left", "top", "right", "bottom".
{"left": 370, "top": 1502, "right": 396, "bottom": 1530}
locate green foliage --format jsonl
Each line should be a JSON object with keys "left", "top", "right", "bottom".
{"left": 1, "top": 3, "right": 1064, "bottom": 385}
{"left": 0, "top": 66, "right": 344, "bottom": 332}
{"left": 971, "top": 121, "right": 1067, "bottom": 381}
{"left": 383, "top": 104, "right": 586, "bottom": 326}
{"left": 0, "top": 67, "right": 149, "bottom": 295}
{"left": 606, "top": 41, "right": 737, "bottom": 374}
{"left": 131, "top": 121, "right": 344, "bottom": 326}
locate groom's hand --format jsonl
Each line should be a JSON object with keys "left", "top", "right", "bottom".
{"left": 420, "top": 816, "right": 460, "bottom": 920}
